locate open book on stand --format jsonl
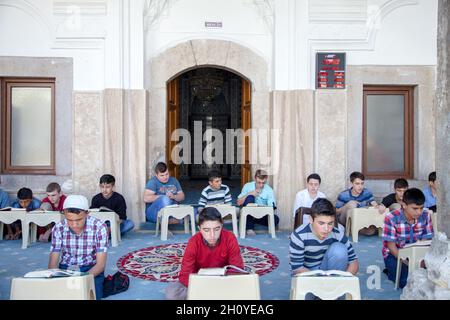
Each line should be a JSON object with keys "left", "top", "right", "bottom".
{"left": 197, "top": 265, "right": 249, "bottom": 276}
{"left": 297, "top": 270, "right": 354, "bottom": 277}
{"left": 403, "top": 239, "right": 432, "bottom": 248}
{"left": 246, "top": 203, "right": 272, "bottom": 208}
{"left": 24, "top": 269, "right": 87, "bottom": 278}
{"left": 0, "top": 207, "right": 26, "bottom": 211}
{"left": 89, "top": 206, "right": 113, "bottom": 212}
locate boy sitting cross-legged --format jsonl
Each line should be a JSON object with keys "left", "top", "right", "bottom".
{"left": 197, "top": 170, "right": 232, "bottom": 214}
{"left": 90, "top": 174, "right": 134, "bottom": 236}
{"left": 289, "top": 198, "right": 359, "bottom": 299}
{"left": 336, "top": 171, "right": 386, "bottom": 235}
{"left": 382, "top": 188, "right": 434, "bottom": 288}
{"left": 37, "top": 182, "right": 67, "bottom": 242}
{"left": 6, "top": 188, "right": 41, "bottom": 240}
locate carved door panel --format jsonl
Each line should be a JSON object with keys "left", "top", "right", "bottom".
{"left": 241, "top": 79, "right": 252, "bottom": 185}
{"left": 166, "top": 78, "right": 179, "bottom": 179}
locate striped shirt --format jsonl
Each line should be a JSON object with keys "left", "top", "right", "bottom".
{"left": 382, "top": 208, "right": 434, "bottom": 259}
{"left": 50, "top": 215, "right": 109, "bottom": 267}
{"left": 336, "top": 188, "right": 374, "bottom": 209}
{"left": 198, "top": 184, "right": 232, "bottom": 208}
{"left": 289, "top": 224, "right": 357, "bottom": 272}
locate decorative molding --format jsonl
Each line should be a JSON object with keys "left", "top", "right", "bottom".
{"left": 51, "top": 0, "right": 108, "bottom": 50}
{"left": 0, "top": 0, "right": 53, "bottom": 35}
{"left": 51, "top": 38, "right": 105, "bottom": 50}
{"left": 250, "top": 0, "right": 274, "bottom": 33}
{"left": 309, "top": 0, "right": 367, "bottom": 23}
{"left": 53, "top": 1, "right": 107, "bottom": 16}
{"left": 143, "top": 0, "right": 178, "bottom": 33}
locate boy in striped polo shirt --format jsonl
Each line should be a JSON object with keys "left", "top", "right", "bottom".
{"left": 336, "top": 171, "right": 386, "bottom": 235}
{"left": 197, "top": 170, "right": 232, "bottom": 213}
{"left": 289, "top": 198, "right": 359, "bottom": 291}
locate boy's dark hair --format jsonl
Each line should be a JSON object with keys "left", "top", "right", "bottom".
{"left": 208, "top": 170, "right": 222, "bottom": 182}
{"left": 198, "top": 207, "right": 223, "bottom": 226}
{"left": 155, "top": 162, "right": 168, "bottom": 174}
{"left": 255, "top": 169, "right": 268, "bottom": 180}
{"left": 307, "top": 173, "right": 321, "bottom": 184}
{"left": 394, "top": 178, "right": 409, "bottom": 189}
{"left": 350, "top": 171, "right": 365, "bottom": 183}
{"left": 310, "top": 198, "right": 336, "bottom": 220}
{"left": 100, "top": 174, "right": 116, "bottom": 185}
{"left": 17, "top": 187, "right": 33, "bottom": 200}
{"left": 46, "top": 182, "right": 61, "bottom": 193}
{"left": 402, "top": 188, "right": 425, "bottom": 206}
{"left": 428, "top": 171, "right": 436, "bottom": 182}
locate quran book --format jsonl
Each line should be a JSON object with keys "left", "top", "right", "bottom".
{"left": 89, "top": 206, "right": 113, "bottom": 212}
{"left": 0, "top": 207, "right": 26, "bottom": 211}
{"left": 403, "top": 240, "right": 432, "bottom": 248}
{"left": 24, "top": 269, "right": 86, "bottom": 278}
{"left": 297, "top": 270, "right": 354, "bottom": 277}
{"left": 197, "top": 265, "right": 249, "bottom": 276}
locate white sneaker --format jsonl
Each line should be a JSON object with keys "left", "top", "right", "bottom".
{"left": 246, "top": 229, "right": 256, "bottom": 236}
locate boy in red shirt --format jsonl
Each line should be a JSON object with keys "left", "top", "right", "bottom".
{"left": 165, "top": 207, "right": 244, "bottom": 300}
{"left": 38, "top": 182, "right": 67, "bottom": 242}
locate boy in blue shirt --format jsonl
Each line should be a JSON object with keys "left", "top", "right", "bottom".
{"left": 422, "top": 171, "right": 437, "bottom": 212}
{"left": 143, "top": 162, "right": 185, "bottom": 223}
{"left": 237, "top": 169, "right": 279, "bottom": 236}
{"left": 6, "top": 187, "right": 41, "bottom": 240}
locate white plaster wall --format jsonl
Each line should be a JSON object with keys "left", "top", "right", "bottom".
{"left": 275, "top": 0, "right": 438, "bottom": 89}
{"left": 349, "top": 0, "right": 438, "bottom": 65}
{"left": 0, "top": 0, "right": 438, "bottom": 91}
{"left": 145, "top": 0, "right": 272, "bottom": 62}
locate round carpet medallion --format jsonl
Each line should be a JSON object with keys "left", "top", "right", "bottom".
{"left": 117, "top": 243, "right": 279, "bottom": 282}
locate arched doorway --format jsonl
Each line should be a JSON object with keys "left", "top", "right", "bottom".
{"left": 166, "top": 67, "right": 252, "bottom": 189}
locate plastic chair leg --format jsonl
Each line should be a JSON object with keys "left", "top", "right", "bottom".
{"left": 239, "top": 214, "right": 247, "bottom": 239}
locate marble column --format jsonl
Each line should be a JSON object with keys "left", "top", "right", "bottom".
{"left": 103, "top": 89, "right": 147, "bottom": 227}
{"left": 400, "top": 0, "right": 450, "bottom": 299}
{"left": 271, "top": 90, "right": 314, "bottom": 229}
{"left": 436, "top": 0, "right": 450, "bottom": 235}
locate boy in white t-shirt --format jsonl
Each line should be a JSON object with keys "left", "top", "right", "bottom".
{"left": 293, "top": 173, "right": 326, "bottom": 227}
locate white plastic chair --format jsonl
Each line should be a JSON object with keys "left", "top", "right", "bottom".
{"left": 290, "top": 272, "right": 361, "bottom": 300}
{"left": 89, "top": 211, "right": 121, "bottom": 247}
{"left": 205, "top": 204, "right": 239, "bottom": 237}
{"left": 239, "top": 206, "right": 276, "bottom": 239}
{"left": 187, "top": 273, "right": 260, "bottom": 300}
{"left": 156, "top": 205, "right": 196, "bottom": 240}
{"left": 345, "top": 207, "right": 386, "bottom": 242}
{"left": 0, "top": 210, "right": 27, "bottom": 246}
{"left": 431, "top": 210, "right": 438, "bottom": 231}
{"left": 395, "top": 245, "right": 430, "bottom": 289}
{"left": 10, "top": 274, "right": 96, "bottom": 300}
{"left": 22, "top": 211, "right": 64, "bottom": 249}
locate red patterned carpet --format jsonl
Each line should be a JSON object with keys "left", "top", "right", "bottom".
{"left": 117, "top": 243, "right": 279, "bottom": 282}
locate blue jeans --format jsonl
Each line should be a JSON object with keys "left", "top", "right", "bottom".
{"left": 145, "top": 195, "right": 176, "bottom": 223}
{"left": 120, "top": 219, "right": 135, "bottom": 235}
{"left": 242, "top": 195, "right": 279, "bottom": 230}
{"left": 307, "top": 242, "right": 349, "bottom": 300}
{"left": 59, "top": 264, "right": 104, "bottom": 300}
{"left": 384, "top": 253, "right": 409, "bottom": 289}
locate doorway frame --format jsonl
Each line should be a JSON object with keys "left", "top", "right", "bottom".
{"left": 145, "top": 39, "right": 269, "bottom": 186}
{"left": 166, "top": 68, "right": 252, "bottom": 185}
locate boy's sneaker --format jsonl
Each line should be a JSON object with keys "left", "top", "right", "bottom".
{"left": 246, "top": 229, "right": 256, "bottom": 236}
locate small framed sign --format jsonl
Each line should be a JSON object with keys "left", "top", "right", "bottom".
{"left": 316, "top": 52, "right": 346, "bottom": 89}
{"left": 205, "top": 21, "right": 223, "bottom": 28}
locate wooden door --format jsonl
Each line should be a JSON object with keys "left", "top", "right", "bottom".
{"left": 241, "top": 79, "right": 252, "bottom": 186}
{"left": 166, "top": 78, "right": 180, "bottom": 179}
